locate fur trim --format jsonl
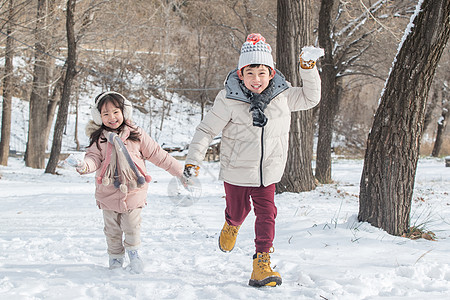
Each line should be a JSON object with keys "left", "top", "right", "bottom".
{"left": 85, "top": 120, "right": 101, "bottom": 137}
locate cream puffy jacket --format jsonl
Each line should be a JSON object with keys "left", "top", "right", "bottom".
{"left": 185, "top": 67, "right": 321, "bottom": 187}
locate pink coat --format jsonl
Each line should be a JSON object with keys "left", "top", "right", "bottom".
{"left": 84, "top": 125, "right": 183, "bottom": 212}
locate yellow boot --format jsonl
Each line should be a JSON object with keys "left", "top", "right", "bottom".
{"left": 218, "top": 222, "right": 240, "bottom": 252}
{"left": 249, "top": 252, "right": 282, "bottom": 287}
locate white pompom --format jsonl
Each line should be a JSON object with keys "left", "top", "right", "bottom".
{"left": 119, "top": 184, "right": 128, "bottom": 194}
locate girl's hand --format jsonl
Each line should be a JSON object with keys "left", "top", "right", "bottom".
{"left": 76, "top": 161, "right": 88, "bottom": 174}
{"left": 65, "top": 154, "right": 87, "bottom": 174}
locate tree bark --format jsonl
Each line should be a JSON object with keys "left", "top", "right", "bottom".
{"left": 359, "top": 0, "right": 450, "bottom": 236}
{"left": 45, "top": 73, "right": 65, "bottom": 145}
{"left": 315, "top": 0, "right": 339, "bottom": 184}
{"left": 45, "top": 0, "right": 78, "bottom": 174}
{"left": 0, "top": 0, "right": 15, "bottom": 166}
{"left": 422, "top": 89, "right": 439, "bottom": 134}
{"left": 315, "top": 0, "right": 401, "bottom": 183}
{"left": 25, "top": 0, "right": 51, "bottom": 169}
{"left": 74, "top": 84, "right": 80, "bottom": 151}
{"left": 276, "top": 0, "right": 317, "bottom": 193}
{"left": 431, "top": 100, "right": 449, "bottom": 157}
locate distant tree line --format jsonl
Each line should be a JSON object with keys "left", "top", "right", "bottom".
{"left": 0, "top": 0, "right": 448, "bottom": 174}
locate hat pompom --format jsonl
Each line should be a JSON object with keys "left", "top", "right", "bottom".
{"left": 246, "top": 33, "right": 266, "bottom": 45}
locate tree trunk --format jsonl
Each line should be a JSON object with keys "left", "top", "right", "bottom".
{"left": 0, "top": 0, "right": 15, "bottom": 166}
{"left": 315, "top": 0, "right": 339, "bottom": 184}
{"left": 74, "top": 84, "right": 80, "bottom": 151}
{"left": 45, "top": 0, "right": 78, "bottom": 174}
{"left": 45, "top": 73, "right": 65, "bottom": 145}
{"left": 25, "top": 0, "right": 51, "bottom": 169}
{"left": 422, "top": 89, "right": 439, "bottom": 134}
{"left": 431, "top": 100, "right": 449, "bottom": 157}
{"left": 276, "top": 0, "right": 317, "bottom": 193}
{"left": 359, "top": 0, "right": 450, "bottom": 236}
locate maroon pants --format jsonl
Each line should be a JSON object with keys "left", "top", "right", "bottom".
{"left": 224, "top": 182, "right": 277, "bottom": 253}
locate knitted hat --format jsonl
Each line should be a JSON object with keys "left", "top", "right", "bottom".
{"left": 238, "top": 33, "right": 274, "bottom": 71}
{"left": 91, "top": 91, "right": 133, "bottom": 126}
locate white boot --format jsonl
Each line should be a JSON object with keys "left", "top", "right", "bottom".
{"left": 109, "top": 257, "right": 124, "bottom": 270}
{"left": 127, "top": 249, "right": 144, "bottom": 274}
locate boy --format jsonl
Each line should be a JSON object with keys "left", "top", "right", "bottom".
{"left": 184, "top": 33, "right": 321, "bottom": 287}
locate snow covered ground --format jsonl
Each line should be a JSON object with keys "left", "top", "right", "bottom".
{"left": 1, "top": 156, "right": 449, "bottom": 299}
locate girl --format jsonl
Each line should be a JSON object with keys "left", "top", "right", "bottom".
{"left": 76, "top": 91, "right": 183, "bottom": 273}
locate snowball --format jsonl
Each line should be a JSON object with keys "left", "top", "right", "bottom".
{"left": 301, "top": 46, "right": 325, "bottom": 61}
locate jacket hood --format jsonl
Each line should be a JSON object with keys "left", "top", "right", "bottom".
{"left": 85, "top": 120, "right": 101, "bottom": 137}
{"left": 224, "top": 68, "right": 289, "bottom": 103}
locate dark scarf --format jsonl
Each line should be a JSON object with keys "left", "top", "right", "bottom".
{"left": 239, "top": 80, "right": 274, "bottom": 127}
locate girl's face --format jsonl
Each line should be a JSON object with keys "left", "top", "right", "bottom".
{"left": 238, "top": 65, "right": 274, "bottom": 94}
{"left": 100, "top": 101, "right": 124, "bottom": 130}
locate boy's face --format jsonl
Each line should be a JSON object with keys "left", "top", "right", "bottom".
{"left": 238, "top": 65, "right": 274, "bottom": 94}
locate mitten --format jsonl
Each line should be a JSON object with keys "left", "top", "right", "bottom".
{"left": 65, "top": 154, "right": 82, "bottom": 167}
{"left": 299, "top": 46, "right": 324, "bottom": 69}
{"left": 299, "top": 52, "right": 316, "bottom": 69}
{"left": 76, "top": 161, "right": 88, "bottom": 174}
{"left": 183, "top": 164, "right": 200, "bottom": 178}
{"left": 65, "top": 154, "right": 87, "bottom": 174}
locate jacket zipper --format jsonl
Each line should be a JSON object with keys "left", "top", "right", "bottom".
{"left": 259, "top": 127, "right": 264, "bottom": 186}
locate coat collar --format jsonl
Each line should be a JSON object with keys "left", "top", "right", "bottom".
{"left": 224, "top": 68, "right": 289, "bottom": 103}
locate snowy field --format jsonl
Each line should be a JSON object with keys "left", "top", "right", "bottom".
{"left": 1, "top": 156, "right": 449, "bottom": 300}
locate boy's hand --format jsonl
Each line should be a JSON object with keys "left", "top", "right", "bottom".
{"left": 299, "top": 52, "right": 316, "bottom": 69}
{"left": 181, "top": 164, "right": 200, "bottom": 188}
{"left": 299, "top": 46, "right": 324, "bottom": 69}
{"left": 183, "top": 164, "right": 200, "bottom": 178}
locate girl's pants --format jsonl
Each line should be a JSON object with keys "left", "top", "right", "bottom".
{"left": 102, "top": 208, "right": 142, "bottom": 258}
{"left": 224, "top": 182, "right": 277, "bottom": 253}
